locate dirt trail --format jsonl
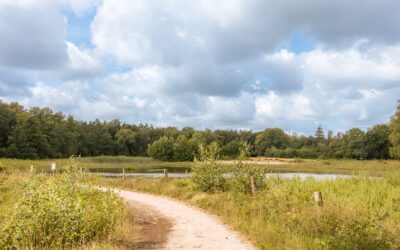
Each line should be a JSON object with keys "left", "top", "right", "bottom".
{"left": 115, "top": 189, "right": 256, "bottom": 250}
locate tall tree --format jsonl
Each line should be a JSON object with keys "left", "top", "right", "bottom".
{"left": 147, "top": 136, "right": 174, "bottom": 161}
{"left": 314, "top": 125, "right": 325, "bottom": 144}
{"left": 345, "top": 128, "right": 366, "bottom": 159}
{"left": 255, "top": 128, "right": 289, "bottom": 155}
{"left": 389, "top": 100, "right": 400, "bottom": 159}
{"left": 116, "top": 128, "right": 136, "bottom": 155}
{"left": 173, "top": 135, "right": 196, "bottom": 161}
{"left": 365, "top": 124, "right": 390, "bottom": 159}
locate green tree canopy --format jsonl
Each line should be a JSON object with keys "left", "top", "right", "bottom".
{"left": 389, "top": 101, "right": 400, "bottom": 159}
{"left": 365, "top": 124, "right": 390, "bottom": 159}
{"left": 255, "top": 128, "right": 289, "bottom": 155}
{"left": 147, "top": 136, "right": 174, "bottom": 161}
{"left": 173, "top": 135, "right": 196, "bottom": 161}
{"left": 345, "top": 128, "right": 366, "bottom": 159}
{"left": 116, "top": 128, "right": 136, "bottom": 155}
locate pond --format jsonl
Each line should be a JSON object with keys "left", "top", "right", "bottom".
{"left": 97, "top": 170, "right": 351, "bottom": 180}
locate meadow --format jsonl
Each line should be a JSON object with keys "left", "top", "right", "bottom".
{"left": 0, "top": 156, "right": 191, "bottom": 173}
{"left": 1, "top": 155, "right": 400, "bottom": 249}
{"left": 99, "top": 175, "right": 400, "bottom": 249}
{"left": 2, "top": 156, "right": 400, "bottom": 176}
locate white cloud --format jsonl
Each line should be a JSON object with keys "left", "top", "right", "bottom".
{"left": 2, "top": 0, "right": 400, "bottom": 134}
{"left": 61, "top": 42, "right": 103, "bottom": 80}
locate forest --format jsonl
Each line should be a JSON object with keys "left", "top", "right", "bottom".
{"left": 1, "top": 100, "right": 400, "bottom": 161}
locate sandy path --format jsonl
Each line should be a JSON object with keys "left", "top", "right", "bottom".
{"left": 114, "top": 189, "right": 256, "bottom": 250}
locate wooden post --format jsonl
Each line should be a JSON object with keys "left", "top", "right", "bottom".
{"left": 122, "top": 168, "right": 126, "bottom": 181}
{"left": 313, "top": 191, "right": 323, "bottom": 207}
{"left": 251, "top": 176, "right": 256, "bottom": 197}
{"left": 164, "top": 169, "right": 168, "bottom": 178}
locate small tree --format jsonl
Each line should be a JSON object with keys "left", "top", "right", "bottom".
{"left": 228, "top": 144, "right": 265, "bottom": 194}
{"left": 191, "top": 142, "right": 225, "bottom": 192}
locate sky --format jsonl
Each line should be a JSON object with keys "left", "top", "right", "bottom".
{"left": 0, "top": 0, "right": 400, "bottom": 134}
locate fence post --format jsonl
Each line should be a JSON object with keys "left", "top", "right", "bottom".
{"left": 313, "top": 191, "right": 323, "bottom": 207}
{"left": 251, "top": 176, "right": 256, "bottom": 197}
{"left": 164, "top": 169, "right": 168, "bottom": 178}
{"left": 122, "top": 168, "right": 125, "bottom": 181}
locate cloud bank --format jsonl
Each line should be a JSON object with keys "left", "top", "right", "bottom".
{"left": 1, "top": 0, "right": 400, "bottom": 133}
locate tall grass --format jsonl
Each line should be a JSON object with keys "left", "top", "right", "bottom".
{"left": 80, "top": 155, "right": 155, "bottom": 163}
{"left": 100, "top": 176, "right": 400, "bottom": 249}
{"left": 0, "top": 159, "right": 134, "bottom": 249}
{"left": 0, "top": 156, "right": 192, "bottom": 172}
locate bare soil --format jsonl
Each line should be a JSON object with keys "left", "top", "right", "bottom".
{"left": 116, "top": 189, "right": 255, "bottom": 250}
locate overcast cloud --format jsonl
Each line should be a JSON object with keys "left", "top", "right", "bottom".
{"left": 0, "top": 0, "right": 399, "bottom": 134}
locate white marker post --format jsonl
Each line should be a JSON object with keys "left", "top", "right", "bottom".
{"left": 51, "top": 162, "right": 56, "bottom": 176}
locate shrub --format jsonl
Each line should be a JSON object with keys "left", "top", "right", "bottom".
{"left": 191, "top": 143, "right": 226, "bottom": 192}
{"left": 227, "top": 158, "right": 266, "bottom": 194}
{"left": 0, "top": 158, "right": 121, "bottom": 249}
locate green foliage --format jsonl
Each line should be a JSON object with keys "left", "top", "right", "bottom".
{"left": 191, "top": 143, "right": 226, "bottom": 192}
{"left": 173, "top": 135, "right": 198, "bottom": 161}
{"left": 0, "top": 159, "right": 120, "bottom": 249}
{"left": 227, "top": 147, "right": 266, "bottom": 194}
{"left": 147, "top": 136, "right": 175, "bottom": 161}
{"left": 219, "top": 140, "right": 242, "bottom": 159}
{"left": 345, "top": 128, "right": 366, "bottom": 159}
{"left": 255, "top": 128, "right": 290, "bottom": 155}
{"left": 192, "top": 143, "right": 266, "bottom": 194}
{"left": 0, "top": 100, "right": 397, "bottom": 160}
{"left": 365, "top": 124, "right": 390, "bottom": 159}
{"left": 116, "top": 128, "right": 136, "bottom": 155}
{"left": 389, "top": 100, "right": 400, "bottom": 159}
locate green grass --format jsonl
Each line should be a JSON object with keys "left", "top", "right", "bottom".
{"left": 2, "top": 156, "right": 400, "bottom": 176}
{"left": 0, "top": 169, "right": 136, "bottom": 249}
{"left": 0, "top": 156, "right": 192, "bottom": 173}
{"left": 98, "top": 176, "right": 400, "bottom": 250}
{"left": 251, "top": 158, "right": 400, "bottom": 176}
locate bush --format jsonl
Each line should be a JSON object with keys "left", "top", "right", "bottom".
{"left": 191, "top": 143, "right": 226, "bottom": 192}
{"left": 0, "top": 158, "right": 121, "bottom": 249}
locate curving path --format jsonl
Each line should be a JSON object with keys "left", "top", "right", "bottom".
{"left": 113, "top": 189, "right": 256, "bottom": 250}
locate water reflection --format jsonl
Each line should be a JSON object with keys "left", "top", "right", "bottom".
{"left": 98, "top": 172, "right": 351, "bottom": 180}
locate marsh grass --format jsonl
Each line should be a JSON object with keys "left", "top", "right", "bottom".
{"left": 99, "top": 175, "right": 400, "bottom": 250}
{"left": 0, "top": 156, "right": 191, "bottom": 173}
{"left": 3, "top": 156, "right": 400, "bottom": 176}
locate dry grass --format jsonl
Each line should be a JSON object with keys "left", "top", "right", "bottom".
{"left": 98, "top": 175, "right": 400, "bottom": 250}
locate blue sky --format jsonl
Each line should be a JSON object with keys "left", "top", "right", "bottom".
{"left": 1, "top": 0, "right": 400, "bottom": 134}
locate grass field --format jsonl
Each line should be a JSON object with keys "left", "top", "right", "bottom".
{"left": 0, "top": 156, "right": 192, "bottom": 173}
{"left": 1, "top": 156, "right": 400, "bottom": 176}
{"left": 1, "top": 157, "right": 400, "bottom": 249}
{"left": 98, "top": 176, "right": 400, "bottom": 250}
{"left": 248, "top": 157, "right": 400, "bottom": 176}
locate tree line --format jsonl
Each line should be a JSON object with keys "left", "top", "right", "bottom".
{"left": 1, "top": 100, "right": 400, "bottom": 161}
